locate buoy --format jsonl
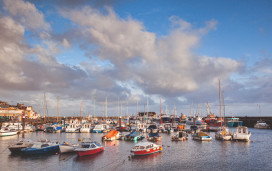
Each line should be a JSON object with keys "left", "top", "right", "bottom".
{"left": 56, "top": 153, "right": 58, "bottom": 155}
{"left": 78, "top": 138, "right": 82, "bottom": 141}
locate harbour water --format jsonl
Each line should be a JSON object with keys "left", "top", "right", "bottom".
{"left": 0, "top": 128, "right": 271, "bottom": 171}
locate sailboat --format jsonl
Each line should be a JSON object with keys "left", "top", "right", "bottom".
{"left": 215, "top": 80, "right": 232, "bottom": 141}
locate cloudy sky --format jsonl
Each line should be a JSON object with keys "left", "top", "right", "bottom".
{"left": 0, "top": 0, "right": 271, "bottom": 117}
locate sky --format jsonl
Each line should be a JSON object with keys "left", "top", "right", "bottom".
{"left": 0, "top": 0, "right": 271, "bottom": 117}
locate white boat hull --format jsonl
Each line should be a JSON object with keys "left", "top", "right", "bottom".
{"left": 59, "top": 145, "right": 77, "bottom": 153}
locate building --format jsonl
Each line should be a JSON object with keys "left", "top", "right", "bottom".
{"left": 138, "top": 112, "right": 157, "bottom": 118}
{"left": 0, "top": 100, "right": 40, "bottom": 121}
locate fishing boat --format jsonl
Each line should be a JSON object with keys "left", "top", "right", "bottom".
{"left": 8, "top": 140, "right": 33, "bottom": 153}
{"left": 232, "top": 126, "right": 251, "bottom": 142}
{"left": 65, "top": 119, "right": 81, "bottom": 133}
{"left": 215, "top": 127, "right": 232, "bottom": 141}
{"left": 102, "top": 130, "right": 121, "bottom": 141}
{"left": 75, "top": 141, "right": 104, "bottom": 157}
{"left": 227, "top": 117, "right": 243, "bottom": 127}
{"left": 131, "top": 142, "right": 162, "bottom": 156}
{"left": 171, "top": 131, "right": 188, "bottom": 141}
{"left": 124, "top": 131, "right": 144, "bottom": 141}
{"left": 21, "top": 140, "right": 59, "bottom": 155}
{"left": 254, "top": 120, "right": 270, "bottom": 129}
{"left": 147, "top": 132, "right": 162, "bottom": 142}
{"left": 59, "top": 142, "right": 79, "bottom": 153}
{"left": 192, "top": 132, "right": 212, "bottom": 141}
{"left": 186, "top": 116, "right": 203, "bottom": 125}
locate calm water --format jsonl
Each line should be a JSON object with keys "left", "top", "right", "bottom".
{"left": 0, "top": 128, "right": 272, "bottom": 171}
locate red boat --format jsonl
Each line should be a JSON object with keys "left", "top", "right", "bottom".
{"left": 131, "top": 142, "right": 162, "bottom": 156}
{"left": 75, "top": 141, "right": 104, "bottom": 157}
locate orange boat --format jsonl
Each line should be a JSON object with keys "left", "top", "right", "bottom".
{"left": 102, "top": 130, "right": 121, "bottom": 141}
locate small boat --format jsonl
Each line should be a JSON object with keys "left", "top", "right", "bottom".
{"left": 215, "top": 127, "right": 232, "bottom": 141}
{"left": 0, "top": 127, "right": 18, "bottom": 137}
{"left": 232, "top": 126, "right": 251, "bottom": 142}
{"left": 59, "top": 142, "right": 79, "bottom": 153}
{"left": 131, "top": 142, "right": 162, "bottom": 156}
{"left": 192, "top": 132, "right": 212, "bottom": 141}
{"left": 93, "top": 124, "right": 108, "bottom": 133}
{"left": 171, "top": 131, "right": 188, "bottom": 141}
{"left": 146, "top": 124, "right": 158, "bottom": 133}
{"left": 21, "top": 140, "right": 59, "bottom": 155}
{"left": 124, "top": 131, "right": 144, "bottom": 141}
{"left": 186, "top": 116, "right": 203, "bottom": 125}
{"left": 8, "top": 140, "right": 33, "bottom": 153}
{"left": 75, "top": 141, "right": 104, "bottom": 157}
{"left": 254, "top": 120, "right": 270, "bottom": 129}
{"left": 102, "top": 130, "right": 121, "bottom": 141}
{"left": 147, "top": 132, "right": 162, "bottom": 142}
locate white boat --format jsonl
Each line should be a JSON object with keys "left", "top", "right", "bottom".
{"left": 254, "top": 120, "right": 270, "bottom": 129}
{"left": 59, "top": 143, "right": 79, "bottom": 153}
{"left": 186, "top": 116, "right": 203, "bottom": 125}
{"left": 215, "top": 127, "right": 232, "bottom": 141}
{"left": 232, "top": 126, "right": 251, "bottom": 142}
{"left": 8, "top": 139, "right": 33, "bottom": 153}
{"left": 80, "top": 123, "right": 93, "bottom": 133}
{"left": 65, "top": 119, "right": 81, "bottom": 133}
{"left": 0, "top": 127, "right": 18, "bottom": 137}
{"left": 192, "top": 132, "right": 212, "bottom": 141}
{"left": 93, "top": 124, "right": 108, "bottom": 133}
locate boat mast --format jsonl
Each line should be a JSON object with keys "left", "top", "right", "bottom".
{"left": 105, "top": 96, "right": 107, "bottom": 120}
{"left": 219, "top": 79, "right": 221, "bottom": 118}
{"left": 57, "top": 96, "right": 59, "bottom": 123}
{"left": 80, "top": 98, "right": 82, "bottom": 122}
{"left": 146, "top": 95, "right": 148, "bottom": 120}
{"left": 160, "top": 97, "right": 162, "bottom": 126}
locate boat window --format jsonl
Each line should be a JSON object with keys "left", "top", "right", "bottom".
{"left": 16, "top": 143, "right": 24, "bottom": 145}
{"left": 41, "top": 144, "right": 49, "bottom": 148}
{"left": 91, "top": 144, "right": 96, "bottom": 148}
{"left": 140, "top": 146, "right": 145, "bottom": 149}
{"left": 82, "top": 144, "right": 90, "bottom": 148}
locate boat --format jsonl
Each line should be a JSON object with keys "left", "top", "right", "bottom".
{"left": 192, "top": 132, "right": 212, "bottom": 141}
{"left": 131, "top": 142, "right": 162, "bottom": 156}
{"left": 65, "top": 119, "right": 81, "bottom": 133}
{"left": 215, "top": 127, "right": 232, "bottom": 141}
{"left": 146, "top": 124, "right": 158, "bottom": 133}
{"left": 102, "top": 130, "right": 121, "bottom": 141}
{"left": 93, "top": 124, "right": 108, "bottom": 133}
{"left": 186, "top": 116, "right": 203, "bottom": 125}
{"left": 254, "top": 120, "right": 270, "bottom": 129}
{"left": 164, "top": 123, "right": 174, "bottom": 133}
{"left": 74, "top": 141, "right": 104, "bottom": 157}
{"left": 8, "top": 140, "right": 33, "bottom": 153}
{"left": 59, "top": 142, "right": 79, "bottom": 153}
{"left": 21, "top": 140, "right": 59, "bottom": 155}
{"left": 124, "top": 131, "right": 144, "bottom": 141}
{"left": 80, "top": 123, "right": 93, "bottom": 133}
{"left": 0, "top": 127, "right": 18, "bottom": 137}
{"left": 227, "top": 117, "right": 243, "bottom": 127}
{"left": 147, "top": 132, "right": 162, "bottom": 142}
{"left": 45, "top": 126, "right": 57, "bottom": 133}
{"left": 171, "top": 131, "right": 188, "bottom": 141}
{"left": 232, "top": 126, "right": 251, "bottom": 142}
{"left": 161, "top": 114, "right": 171, "bottom": 123}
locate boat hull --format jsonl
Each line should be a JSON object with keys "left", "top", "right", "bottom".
{"left": 21, "top": 145, "right": 60, "bottom": 155}
{"left": 133, "top": 146, "right": 162, "bottom": 156}
{"left": 76, "top": 147, "right": 104, "bottom": 157}
{"left": 0, "top": 131, "right": 18, "bottom": 137}
{"left": 59, "top": 145, "right": 76, "bottom": 153}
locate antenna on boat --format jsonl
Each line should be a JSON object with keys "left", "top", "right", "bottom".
{"left": 57, "top": 96, "right": 59, "bottom": 123}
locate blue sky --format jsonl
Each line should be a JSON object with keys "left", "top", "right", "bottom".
{"left": 0, "top": 0, "right": 271, "bottom": 117}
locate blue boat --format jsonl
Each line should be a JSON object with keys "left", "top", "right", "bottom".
{"left": 124, "top": 131, "right": 144, "bottom": 141}
{"left": 227, "top": 118, "right": 243, "bottom": 127}
{"left": 21, "top": 140, "right": 59, "bottom": 155}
